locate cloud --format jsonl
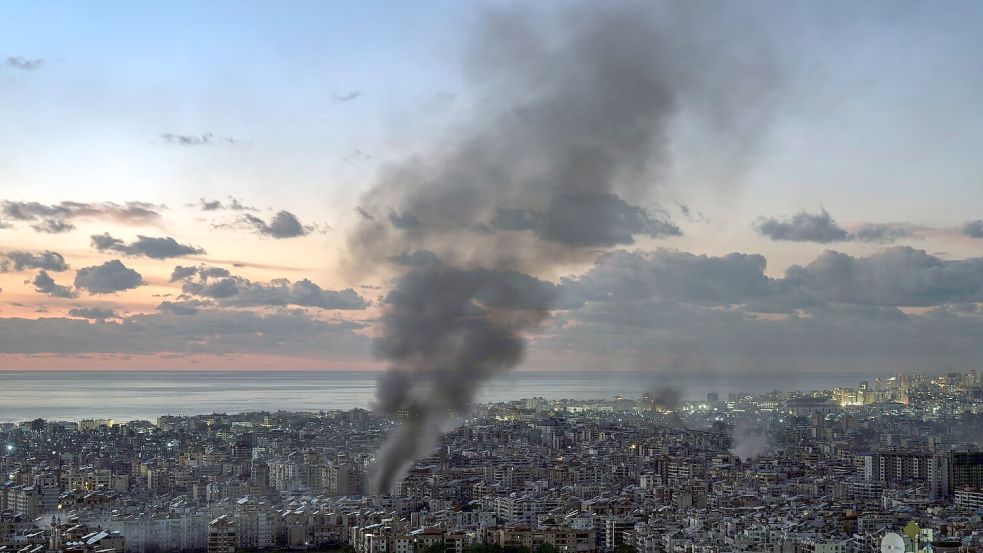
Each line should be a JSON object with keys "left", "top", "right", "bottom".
{"left": 783, "top": 246, "right": 983, "bottom": 307}
{"left": 756, "top": 209, "right": 921, "bottom": 244}
{"left": 561, "top": 246, "right": 983, "bottom": 313}
{"left": 73, "top": 260, "right": 145, "bottom": 294}
{"left": 160, "top": 133, "right": 243, "bottom": 146}
{"left": 538, "top": 246, "right": 983, "bottom": 372}
{"left": 198, "top": 197, "right": 255, "bottom": 211}
{"left": 962, "top": 220, "right": 983, "bottom": 239}
{"left": 1, "top": 251, "right": 69, "bottom": 272}
{"left": 331, "top": 91, "right": 362, "bottom": 102}
{"left": 754, "top": 208, "right": 849, "bottom": 243}
{"left": 0, "top": 309, "right": 369, "bottom": 357}
{"left": 238, "top": 211, "right": 318, "bottom": 239}
{"left": 1, "top": 200, "right": 163, "bottom": 231}
{"left": 180, "top": 269, "right": 368, "bottom": 310}
{"left": 156, "top": 299, "right": 211, "bottom": 316}
{"left": 6, "top": 57, "right": 44, "bottom": 70}
{"left": 90, "top": 233, "right": 205, "bottom": 259}
{"left": 169, "top": 265, "right": 201, "bottom": 282}
{"left": 32, "top": 271, "right": 77, "bottom": 298}
{"left": 67, "top": 307, "right": 119, "bottom": 321}
{"left": 170, "top": 265, "right": 230, "bottom": 283}
{"left": 31, "top": 219, "right": 76, "bottom": 234}
{"left": 851, "top": 222, "right": 918, "bottom": 244}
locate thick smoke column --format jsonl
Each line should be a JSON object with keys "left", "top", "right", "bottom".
{"left": 350, "top": 2, "right": 780, "bottom": 493}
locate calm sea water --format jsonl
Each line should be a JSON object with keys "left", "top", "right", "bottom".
{"left": 0, "top": 370, "right": 872, "bottom": 423}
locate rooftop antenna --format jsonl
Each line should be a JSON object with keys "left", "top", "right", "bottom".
{"left": 881, "top": 533, "right": 906, "bottom": 553}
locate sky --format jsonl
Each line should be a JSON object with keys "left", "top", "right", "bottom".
{"left": 2, "top": 0, "right": 983, "bottom": 374}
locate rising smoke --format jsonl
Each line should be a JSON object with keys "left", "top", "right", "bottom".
{"left": 640, "top": 386, "right": 686, "bottom": 429}
{"left": 730, "top": 420, "right": 773, "bottom": 460}
{"left": 349, "top": 2, "right": 782, "bottom": 493}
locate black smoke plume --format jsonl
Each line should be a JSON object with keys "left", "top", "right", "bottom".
{"left": 350, "top": 2, "right": 781, "bottom": 493}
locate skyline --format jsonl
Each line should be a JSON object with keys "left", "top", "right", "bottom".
{"left": 3, "top": 1, "right": 983, "bottom": 373}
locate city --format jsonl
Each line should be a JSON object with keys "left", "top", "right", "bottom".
{"left": 4, "top": 1, "right": 983, "bottom": 553}
{"left": 3, "top": 371, "right": 982, "bottom": 552}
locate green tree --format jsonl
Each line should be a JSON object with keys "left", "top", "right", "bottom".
{"left": 614, "top": 544, "right": 637, "bottom": 553}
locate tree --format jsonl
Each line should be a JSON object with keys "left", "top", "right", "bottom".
{"left": 614, "top": 544, "right": 637, "bottom": 553}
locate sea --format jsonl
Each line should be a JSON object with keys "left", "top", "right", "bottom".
{"left": 0, "top": 370, "right": 879, "bottom": 423}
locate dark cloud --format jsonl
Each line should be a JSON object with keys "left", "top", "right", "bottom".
{"left": 91, "top": 233, "right": 205, "bottom": 259}
{"left": 180, "top": 269, "right": 367, "bottom": 310}
{"left": 32, "top": 271, "right": 77, "bottom": 298}
{"left": 754, "top": 209, "right": 849, "bottom": 243}
{"left": 962, "top": 220, "right": 983, "bottom": 239}
{"left": 67, "top": 307, "right": 119, "bottom": 321}
{"left": 1, "top": 251, "right": 69, "bottom": 272}
{"left": 0, "top": 200, "right": 163, "bottom": 231}
{"left": 6, "top": 57, "right": 44, "bottom": 70}
{"left": 73, "top": 260, "right": 145, "bottom": 294}
{"left": 238, "top": 211, "right": 316, "bottom": 239}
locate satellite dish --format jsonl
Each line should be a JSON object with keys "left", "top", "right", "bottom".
{"left": 881, "top": 533, "right": 906, "bottom": 553}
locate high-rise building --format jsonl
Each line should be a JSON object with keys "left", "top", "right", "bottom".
{"left": 930, "top": 452, "right": 983, "bottom": 498}
{"left": 207, "top": 515, "right": 236, "bottom": 553}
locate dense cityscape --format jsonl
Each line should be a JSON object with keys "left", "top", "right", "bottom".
{"left": 6, "top": 1, "right": 983, "bottom": 552}
{"left": 2, "top": 371, "right": 983, "bottom": 553}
